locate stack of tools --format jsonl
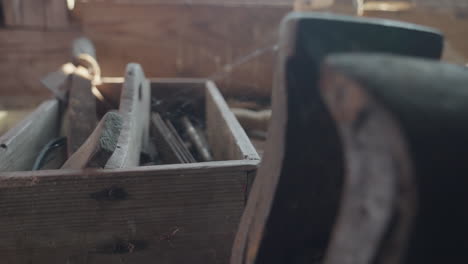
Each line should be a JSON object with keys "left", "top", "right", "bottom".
{"left": 0, "top": 36, "right": 258, "bottom": 264}
{"left": 232, "top": 12, "right": 468, "bottom": 264}
{"left": 6, "top": 37, "right": 216, "bottom": 172}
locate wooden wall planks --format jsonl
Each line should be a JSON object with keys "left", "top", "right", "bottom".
{"left": 0, "top": 29, "right": 80, "bottom": 99}
{"left": 2, "top": 0, "right": 69, "bottom": 28}
{"left": 75, "top": 2, "right": 289, "bottom": 98}
{"left": 0, "top": 1, "right": 467, "bottom": 102}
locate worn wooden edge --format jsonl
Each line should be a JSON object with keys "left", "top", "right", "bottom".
{"left": 105, "top": 63, "right": 151, "bottom": 169}
{"left": 229, "top": 15, "right": 294, "bottom": 264}
{"left": 206, "top": 81, "right": 260, "bottom": 161}
{"left": 2, "top": 0, "right": 70, "bottom": 29}
{"left": 0, "top": 159, "right": 258, "bottom": 184}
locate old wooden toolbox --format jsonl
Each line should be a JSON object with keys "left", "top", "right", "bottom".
{"left": 0, "top": 78, "right": 259, "bottom": 263}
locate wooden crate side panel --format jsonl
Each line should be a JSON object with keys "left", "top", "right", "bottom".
{"left": 0, "top": 99, "right": 59, "bottom": 171}
{"left": 206, "top": 81, "right": 259, "bottom": 161}
{"left": 0, "top": 161, "right": 254, "bottom": 263}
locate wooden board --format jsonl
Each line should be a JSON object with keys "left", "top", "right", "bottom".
{"left": 62, "top": 111, "right": 123, "bottom": 169}
{"left": 65, "top": 73, "right": 98, "bottom": 156}
{"left": 0, "top": 160, "right": 256, "bottom": 264}
{"left": 206, "top": 81, "right": 259, "bottom": 161}
{"left": 105, "top": 64, "right": 150, "bottom": 169}
{"left": 0, "top": 99, "right": 59, "bottom": 172}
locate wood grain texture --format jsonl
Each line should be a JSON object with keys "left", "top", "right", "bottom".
{"left": 105, "top": 64, "right": 150, "bottom": 169}
{"left": 0, "top": 99, "right": 59, "bottom": 172}
{"left": 44, "top": 0, "right": 70, "bottom": 29}
{"left": 206, "top": 81, "right": 259, "bottom": 161}
{"left": 66, "top": 73, "right": 98, "bottom": 156}
{"left": 1, "top": 1, "right": 468, "bottom": 100}
{"left": 0, "top": 160, "right": 256, "bottom": 264}
{"left": 75, "top": 2, "right": 288, "bottom": 98}
{"left": 2, "top": 0, "right": 69, "bottom": 28}
{"left": 0, "top": 29, "right": 80, "bottom": 99}
{"left": 2, "top": 0, "right": 45, "bottom": 27}
{"left": 62, "top": 111, "right": 123, "bottom": 169}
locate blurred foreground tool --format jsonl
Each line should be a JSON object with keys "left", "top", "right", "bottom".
{"left": 105, "top": 64, "right": 151, "bottom": 169}
{"left": 321, "top": 53, "right": 468, "bottom": 263}
{"left": 230, "top": 12, "right": 443, "bottom": 264}
{"left": 61, "top": 112, "right": 122, "bottom": 169}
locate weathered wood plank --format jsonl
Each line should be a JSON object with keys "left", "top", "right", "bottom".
{"left": 75, "top": 3, "right": 289, "bottom": 98}
{"left": 0, "top": 99, "right": 59, "bottom": 172}
{"left": 62, "top": 111, "right": 123, "bottom": 169}
{"left": 1, "top": 2, "right": 467, "bottom": 100}
{"left": 44, "top": 0, "right": 70, "bottom": 29}
{"left": 2, "top": 0, "right": 69, "bottom": 28}
{"left": 0, "top": 160, "right": 254, "bottom": 264}
{"left": 65, "top": 73, "right": 99, "bottom": 156}
{"left": 105, "top": 64, "right": 150, "bottom": 169}
{"left": 0, "top": 29, "right": 80, "bottom": 98}
{"left": 206, "top": 81, "right": 259, "bottom": 161}
{"left": 2, "top": 0, "right": 46, "bottom": 28}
